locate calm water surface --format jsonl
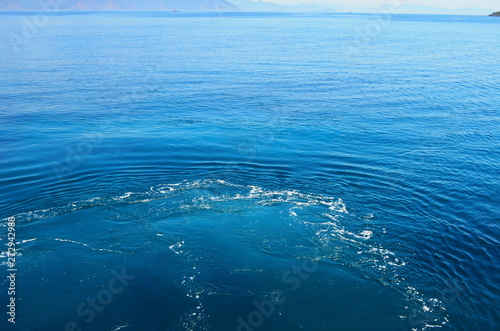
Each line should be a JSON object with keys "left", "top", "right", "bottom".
{"left": 0, "top": 11, "right": 499, "bottom": 331}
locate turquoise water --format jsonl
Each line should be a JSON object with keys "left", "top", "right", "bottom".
{"left": 0, "top": 11, "right": 499, "bottom": 330}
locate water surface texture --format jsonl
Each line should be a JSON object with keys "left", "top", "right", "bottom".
{"left": 0, "top": 11, "right": 499, "bottom": 331}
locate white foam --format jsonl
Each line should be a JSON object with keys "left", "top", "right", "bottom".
{"left": 55, "top": 238, "right": 116, "bottom": 253}
{"left": 169, "top": 241, "right": 185, "bottom": 254}
{"left": 118, "top": 192, "right": 133, "bottom": 199}
{"left": 17, "top": 238, "right": 37, "bottom": 244}
{"left": 110, "top": 323, "right": 128, "bottom": 331}
{"left": 359, "top": 230, "right": 373, "bottom": 239}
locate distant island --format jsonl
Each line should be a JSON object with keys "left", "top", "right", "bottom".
{"left": 489, "top": 11, "right": 500, "bottom": 16}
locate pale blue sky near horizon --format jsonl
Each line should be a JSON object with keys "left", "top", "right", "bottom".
{"left": 253, "top": 0, "right": 497, "bottom": 10}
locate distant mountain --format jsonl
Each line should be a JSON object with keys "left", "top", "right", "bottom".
{"left": 399, "top": 4, "right": 492, "bottom": 15}
{"left": 0, "top": 0, "right": 238, "bottom": 10}
{"left": 236, "top": 2, "right": 494, "bottom": 15}
{"left": 236, "top": 0, "right": 339, "bottom": 12}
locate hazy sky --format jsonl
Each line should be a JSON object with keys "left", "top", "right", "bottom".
{"left": 259, "top": 0, "right": 497, "bottom": 9}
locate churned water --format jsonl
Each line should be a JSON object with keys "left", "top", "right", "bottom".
{"left": 0, "top": 11, "right": 499, "bottom": 331}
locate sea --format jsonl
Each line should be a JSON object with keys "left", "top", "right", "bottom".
{"left": 0, "top": 10, "right": 499, "bottom": 331}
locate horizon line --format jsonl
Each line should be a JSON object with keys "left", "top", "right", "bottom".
{"left": 0, "top": 9, "right": 495, "bottom": 16}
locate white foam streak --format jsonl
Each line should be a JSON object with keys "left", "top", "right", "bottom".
{"left": 54, "top": 238, "right": 116, "bottom": 253}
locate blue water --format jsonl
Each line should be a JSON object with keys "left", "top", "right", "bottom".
{"left": 0, "top": 11, "right": 499, "bottom": 331}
